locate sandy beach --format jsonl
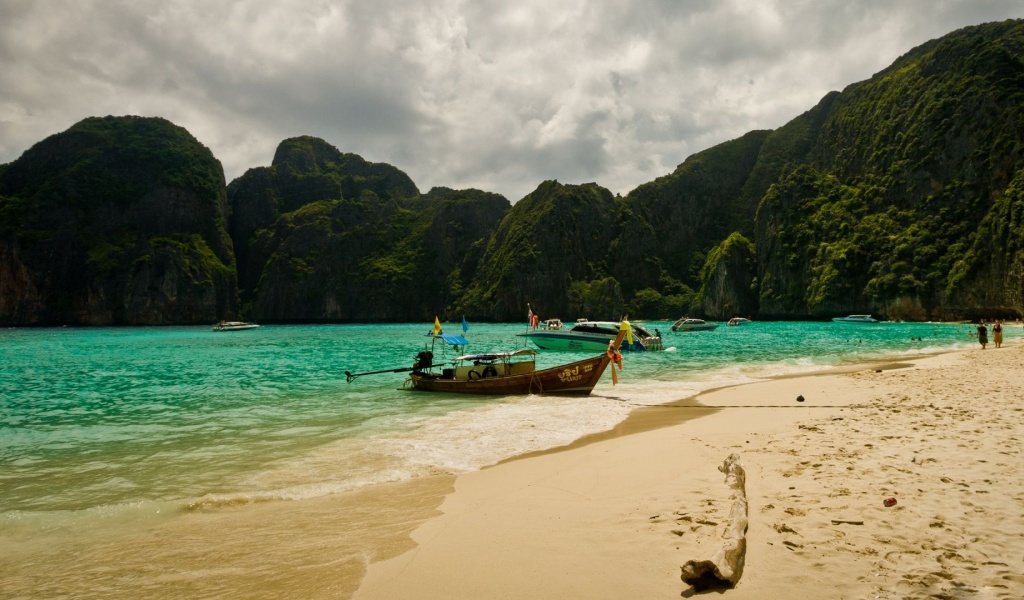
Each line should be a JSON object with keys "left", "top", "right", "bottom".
{"left": 355, "top": 342, "right": 1024, "bottom": 599}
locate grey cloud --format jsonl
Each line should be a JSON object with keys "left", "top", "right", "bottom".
{"left": 2, "top": 0, "right": 1024, "bottom": 203}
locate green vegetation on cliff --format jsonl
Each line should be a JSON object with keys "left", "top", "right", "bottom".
{"left": 0, "top": 116, "right": 237, "bottom": 325}
{"left": 754, "top": 20, "right": 1024, "bottom": 319}
{"left": 227, "top": 138, "right": 508, "bottom": 321}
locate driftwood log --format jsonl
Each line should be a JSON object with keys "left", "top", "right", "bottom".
{"left": 680, "top": 453, "right": 748, "bottom": 590}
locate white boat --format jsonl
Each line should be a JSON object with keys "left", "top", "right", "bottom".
{"left": 212, "top": 321, "right": 261, "bottom": 332}
{"left": 517, "top": 320, "right": 664, "bottom": 352}
{"left": 831, "top": 315, "right": 878, "bottom": 323}
{"left": 670, "top": 317, "right": 718, "bottom": 332}
{"left": 727, "top": 317, "right": 751, "bottom": 326}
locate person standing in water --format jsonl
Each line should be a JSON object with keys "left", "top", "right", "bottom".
{"left": 977, "top": 322, "right": 989, "bottom": 349}
{"left": 993, "top": 320, "right": 1003, "bottom": 348}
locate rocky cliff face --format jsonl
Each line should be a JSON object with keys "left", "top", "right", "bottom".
{"left": 227, "top": 138, "right": 508, "bottom": 321}
{"left": 699, "top": 232, "right": 758, "bottom": 319}
{"left": 751, "top": 20, "right": 1024, "bottom": 319}
{"left": 626, "top": 130, "right": 770, "bottom": 290}
{"left": 458, "top": 181, "right": 625, "bottom": 320}
{"left": 0, "top": 116, "right": 237, "bottom": 325}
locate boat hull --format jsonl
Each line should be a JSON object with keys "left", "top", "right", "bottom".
{"left": 406, "top": 354, "right": 612, "bottom": 395}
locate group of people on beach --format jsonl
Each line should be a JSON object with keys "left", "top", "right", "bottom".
{"left": 974, "top": 320, "right": 1003, "bottom": 349}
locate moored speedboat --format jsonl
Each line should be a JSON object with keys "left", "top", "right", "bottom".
{"left": 832, "top": 315, "right": 878, "bottom": 323}
{"left": 212, "top": 321, "right": 261, "bottom": 331}
{"left": 670, "top": 317, "right": 718, "bottom": 332}
{"left": 516, "top": 320, "right": 663, "bottom": 352}
{"left": 727, "top": 317, "right": 751, "bottom": 326}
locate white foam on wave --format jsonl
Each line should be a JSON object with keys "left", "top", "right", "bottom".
{"left": 183, "top": 467, "right": 422, "bottom": 509}
{"left": 369, "top": 394, "right": 634, "bottom": 473}
{"left": 174, "top": 396, "right": 634, "bottom": 508}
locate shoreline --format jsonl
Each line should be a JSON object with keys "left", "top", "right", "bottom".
{"left": 497, "top": 355, "right": 920, "bottom": 467}
{"left": 354, "top": 342, "right": 1024, "bottom": 599}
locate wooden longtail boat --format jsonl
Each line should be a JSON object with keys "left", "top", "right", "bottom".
{"left": 404, "top": 349, "right": 613, "bottom": 395}
{"left": 405, "top": 328, "right": 626, "bottom": 395}
{"left": 345, "top": 325, "right": 629, "bottom": 396}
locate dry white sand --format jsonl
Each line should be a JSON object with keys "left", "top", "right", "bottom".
{"left": 355, "top": 344, "right": 1024, "bottom": 599}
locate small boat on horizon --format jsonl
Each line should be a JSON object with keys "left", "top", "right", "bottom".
{"left": 212, "top": 321, "right": 261, "bottom": 332}
{"left": 671, "top": 317, "right": 718, "bottom": 332}
{"left": 727, "top": 317, "right": 752, "bottom": 326}
{"left": 832, "top": 315, "right": 878, "bottom": 323}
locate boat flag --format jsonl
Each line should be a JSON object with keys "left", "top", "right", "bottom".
{"left": 462, "top": 315, "right": 470, "bottom": 333}
{"left": 434, "top": 316, "right": 442, "bottom": 336}
{"left": 620, "top": 318, "right": 634, "bottom": 347}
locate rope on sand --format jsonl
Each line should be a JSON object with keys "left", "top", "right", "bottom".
{"left": 629, "top": 403, "right": 851, "bottom": 408}
{"left": 680, "top": 453, "right": 748, "bottom": 591}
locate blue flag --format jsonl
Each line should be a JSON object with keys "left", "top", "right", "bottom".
{"left": 462, "top": 316, "right": 470, "bottom": 333}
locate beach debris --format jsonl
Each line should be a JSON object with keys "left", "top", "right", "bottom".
{"left": 680, "top": 454, "right": 748, "bottom": 591}
{"left": 883, "top": 497, "right": 898, "bottom": 507}
{"left": 773, "top": 523, "right": 798, "bottom": 534}
{"left": 830, "top": 519, "right": 865, "bottom": 525}
{"left": 796, "top": 394, "right": 805, "bottom": 402}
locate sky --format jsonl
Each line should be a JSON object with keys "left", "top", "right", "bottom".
{"left": 2, "top": 1, "right": 1024, "bottom": 202}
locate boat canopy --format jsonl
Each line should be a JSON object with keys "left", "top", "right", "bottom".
{"left": 453, "top": 349, "right": 538, "bottom": 362}
{"left": 427, "top": 333, "right": 470, "bottom": 346}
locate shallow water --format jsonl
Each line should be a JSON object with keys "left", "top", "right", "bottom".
{"left": 0, "top": 320, "right": 1007, "bottom": 597}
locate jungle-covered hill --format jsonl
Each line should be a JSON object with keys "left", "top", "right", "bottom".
{"left": 3, "top": 19, "right": 1024, "bottom": 325}
{"left": 0, "top": 116, "right": 237, "bottom": 325}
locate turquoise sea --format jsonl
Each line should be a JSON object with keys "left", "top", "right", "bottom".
{"left": 0, "top": 320, "right": 1008, "bottom": 598}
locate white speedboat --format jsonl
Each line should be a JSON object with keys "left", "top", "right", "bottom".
{"left": 212, "top": 321, "right": 261, "bottom": 332}
{"left": 517, "top": 320, "right": 663, "bottom": 352}
{"left": 671, "top": 317, "right": 718, "bottom": 332}
{"left": 727, "top": 317, "right": 751, "bottom": 326}
{"left": 832, "top": 315, "right": 878, "bottom": 323}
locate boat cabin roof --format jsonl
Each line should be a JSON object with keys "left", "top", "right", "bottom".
{"left": 453, "top": 349, "right": 538, "bottom": 362}
{"left": 570, "top": 321, "right": 656, "bottom": 337}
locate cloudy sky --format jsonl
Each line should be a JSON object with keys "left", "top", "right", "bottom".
{"left": 2, "top": 1, "right": 1023, "bottom": 202}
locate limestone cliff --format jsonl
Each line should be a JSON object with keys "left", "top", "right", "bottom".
{"left": 699, "top": 233, "right": 758, "bottom": 320}
{"left": 0, "top": 116, "right": 237, "bottom": 325}
{"left": 227, "top": 138, "right": 508, "bottom": 321}
{"left": 753, "top": 20, "right": 1024, "bottom": 319}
